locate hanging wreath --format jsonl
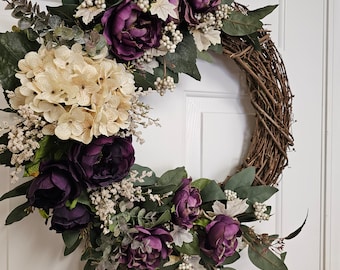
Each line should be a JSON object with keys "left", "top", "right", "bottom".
{"left": 0, "top": 0, "right": 302, "bottom": 270}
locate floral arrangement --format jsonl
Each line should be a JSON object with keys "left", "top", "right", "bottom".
{"left": 0, "top": 0, "right": 304, "bottom": 269}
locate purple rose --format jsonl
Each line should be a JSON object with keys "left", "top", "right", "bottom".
{"left": 101, "top": 0, "right": 163, "bottom": 61}
{"left": 120, "top": 226, "right": 173, "bottom": 269}
{"left": 50, "top": 204, "right": 91, "bottom": 233}
{"left": 27, "top": 162, "right": 81, "bottom": 209}
{"left": 69, "top": 136, "right": 135, "bottom": 188}
{"left": 181, "top": 0, "right": 221, "bottom": 25}
{"left": 200, "top": 215, "right": 241, "bottom": 265}
{"left": 173, "top": 178, "right": 202, "bottom": 229}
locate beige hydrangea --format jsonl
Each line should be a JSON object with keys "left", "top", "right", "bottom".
{"left": 10, "top": 44, "right": 135, "bottom": 144}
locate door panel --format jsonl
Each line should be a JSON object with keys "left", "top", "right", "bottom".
{"left": 0, "top": 0, "right": 327, "bottom": 269}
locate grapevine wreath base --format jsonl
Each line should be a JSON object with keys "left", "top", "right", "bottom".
{"left": 222, "top": 31, "right": 293, "bottom": 186}
{"left": 0, "top": 0, "right": 301, "bottom": 270}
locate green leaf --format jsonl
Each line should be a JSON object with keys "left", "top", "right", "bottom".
{"left": 222, "top": 251, "right": 240, "bottom": 264}
{"left": 84, "top": 259, "right": 98, "bottom": 270}
{"left": 47, "top": 5, "right": 78, "bottom": 25}
{"left": 284, "top": 213, "right": 308, "bottom": 240}
{"left": 64, "top": 237, "right": 82, "bottom": 256}
{"left": 224, "top": 167, "right": 256, "bottom": 190}
{"left": 158, "top": 167, "right": 187, "bottom": 188}
{"left": 134, "top": 70, "right": 158, "bottom": 89}
{"left": 280, "top": 252, "right": 287, "bottom": 262}
{"left": 248, "top": 242, "right": 288, "bottom": 270}
{"left": 235, "top": 185, "right": 278, "bottom": 203}
{"left": 131, "top": 164, "right": 158, "bottom": 186}
{"left": 38, "top": 209, "right": 49, "bottom": 219}
{"left": 191, "top": 178, "right": 211, "bottom": 191}
{"left": 0, "top": 179, "right": 33, "bottom": 201}
{"left": 200, "top": 181, "right": 226, "bottom": 203}
{"left": 150, "top": 210, "right": 171, "bottom": 227}
{"left": 222, "top": 11, "right": 263, "bottom": 36}
{"left": 221, "top": 0, "right": 233, "bottom": 5}
{"left": 248, "top": 5, "right": 278, "bottom": 20}
{"left": 164, "top": 31, "right": 201, "bottom": 81}
{"left": 5, "top": 201, "right": 31, "bottom": 225}
{"left": 62, "top": 229, "right": 80, "bottom": 248}
{"left": 175, "top": 232, "right": 200, "bottom": 255}
{"left": 0, "top": 32, "right": 39, "bottom": 93}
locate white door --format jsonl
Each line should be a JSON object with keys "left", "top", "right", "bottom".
{"left": 0, "top": 0, "right": 332, "bottom": 269}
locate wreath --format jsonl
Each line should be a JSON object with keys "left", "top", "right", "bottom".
{"left": 0, "top": 0, "right": 302, "bottom": 270}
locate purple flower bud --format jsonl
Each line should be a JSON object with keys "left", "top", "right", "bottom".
{"left": 101, "top": 0, "right": 163, "bottom": 61}
{"left": 50, "top": 204, "right": 91, "bottom": 233}
{"left": 173, "top": 178, "right": 202, "bottom": 229}
{"left": 120, "top": 226, "right": 173, "bottom": 269}
{"left": 181, "top": 0, "right": 221, "bottom": 25}
{"left": 200, "top": 215, "right": 241, "bottom": 265}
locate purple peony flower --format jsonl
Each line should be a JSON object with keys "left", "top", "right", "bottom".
{"left": 120, "top": 226, "right": 173, "bottom": 269}
{"left": 50, "top": 204, "right": 91, "bottom": 233}
{"left": 26, "top": 161, "right": 81, "bottom": 209}
{"left": 68, "top": 136, "right": 135, "bottom": 188}
{"left": 200, "top": 214, "right": 241, "bottom": 265}
{"left": 173, "top": 178, "right": 202, "bottom": 229}
{"left": 181, "top": 0, "right": 221, "bottom": 25}
{"left": 101, "top": 0, "right": 163, "bottom": 61}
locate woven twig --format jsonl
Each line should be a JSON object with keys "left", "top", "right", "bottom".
{"left": 222, "top": 31, "right": 294, "bottom": 186}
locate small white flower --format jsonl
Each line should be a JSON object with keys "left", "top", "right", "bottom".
{"left": 211, "top": 198, "right": 248, "bottom": 217}
{"left": 150, "top": 0, "right": 178, "bottom": 21}
{"left": 170, "top": 225, "right": 193, "bottom": 247}
{"left": 75, "top": 6, "right": 105, "bottom": 25}
{"left": 192, "top": 28, "right": 221, "bottom": 51}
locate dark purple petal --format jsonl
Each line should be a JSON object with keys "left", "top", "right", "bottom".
{"left": 50, "top": 204, "right": 91, "bottom": 233}
{"left": 101, "top": 0, "right": 162, "bottom": 61}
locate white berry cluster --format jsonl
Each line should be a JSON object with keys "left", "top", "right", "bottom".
{"left": 136, "top": 0, "right": 150, "bottom": 13}
{"left": 90, "top": 170, "right": 152, "bottom": 234}
{"left": 225, "top": 189, "right": 238, "bottom": 201}
{"left": 193, "top": 4, "right": 232, "bottom": 32}
{"left": 253, "top": 202, "right": 270, "bottom": 221}
{"left": 154, "top": 76, "right": 176, "bottom": 95}
{"left": 79, "top": 0, "right": 106, "bottom": 9}
{"left": 1, "top": 104, "right": 46, "bottom": 182}
{"left": 159, "top": 21, "right": 184, "bottom": 53}
{"left": 177, "top": 255, "right": 194, "bottom": 270}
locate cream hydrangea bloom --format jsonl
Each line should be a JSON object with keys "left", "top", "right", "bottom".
{"left": 10, "top": 44, "right": 135, "bottom": 144}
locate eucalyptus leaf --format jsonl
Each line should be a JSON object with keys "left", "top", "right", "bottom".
{"left": 158, "top": 167, "right": 187, "bottom": 188}
{"left": 0, "top": 180, "right": 33, "bottom": 201}
{"left": 248, "top": 5, "right": 278, "bottom": 20}
{"left": 224, "top": 167, "right": 256, "bottom": 190}
{"left": 164, "top": 31, "right": 201, "bottom": 81}
{"left": 0, "top": 32, "right": 39, "bottom": 94}
{"left": 5, "top": 201, "right": 31, "bottom": 225}
{"left": 222, "top": 11, "right": 263, "bottom": 36}
{"left": 248, "top": 242, "right": 288, "bottom": 270}
{"left": 200, "top": 181, "right": 226, "bottom": 203}
{"left": 62, "top": 229, "right": 80, "bottom": 248}
{"left": 235, "top": 185, "right": 278, "bottom": 203}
